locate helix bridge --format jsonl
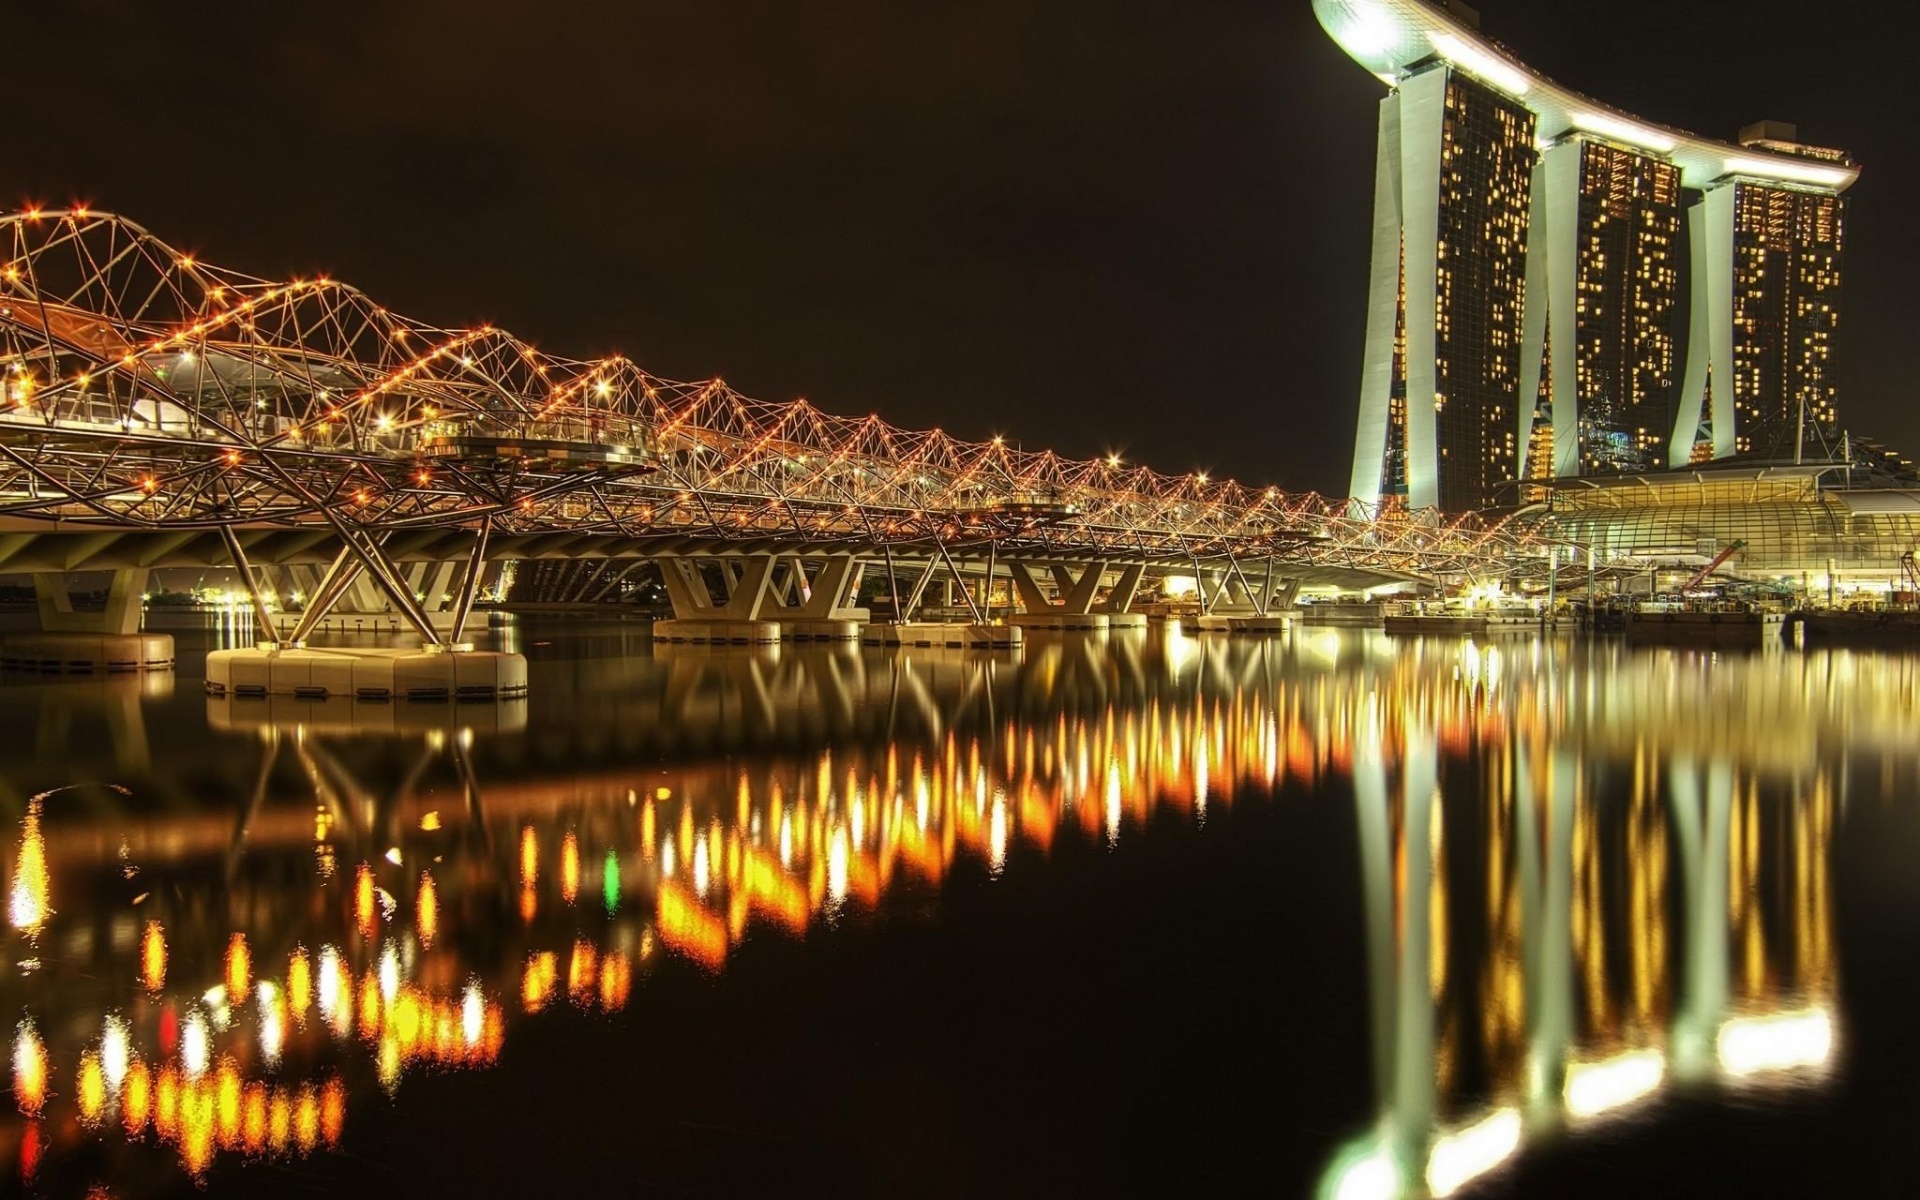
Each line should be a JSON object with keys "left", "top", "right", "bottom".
{"left": 0, "top": 208, "right": 1546, "bottom": 640}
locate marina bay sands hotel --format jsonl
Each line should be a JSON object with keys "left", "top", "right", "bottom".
{"left": 1316, "top": 0, "right": 1860, "bottom": 514}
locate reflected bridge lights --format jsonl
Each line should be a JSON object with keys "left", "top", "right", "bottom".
{"left": 1319, "top": 1109, "right": 1524, "bottom": 1200}
{"left": 1562, "top": 1049, "right": 1666, "bottom": 1123}
{"left": 1716, "top": 1007, "right": 1836, "bottom": 1080}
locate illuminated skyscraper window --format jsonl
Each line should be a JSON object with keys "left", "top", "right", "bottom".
{"left": 1319, "top": 0, "right": 1859, "bottom": 511}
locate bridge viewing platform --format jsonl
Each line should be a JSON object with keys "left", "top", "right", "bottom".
{"left": 1, "top": 209, "right": 1546, "bottom": 690}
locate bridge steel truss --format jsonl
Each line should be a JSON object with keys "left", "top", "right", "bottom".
{"left": 1, "top": 209, "right": 1544, "bottom": 631}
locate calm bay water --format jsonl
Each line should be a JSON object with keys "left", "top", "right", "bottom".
{"left": 2, "top": 620, "right": 1918, "bottom": 1197}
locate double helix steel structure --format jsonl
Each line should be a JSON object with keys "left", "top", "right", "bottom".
{"left": 0, "top": 208, "right": 1543, "bottom": 643}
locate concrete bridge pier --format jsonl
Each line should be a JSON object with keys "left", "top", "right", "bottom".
{"left": 0, "top": 568, "right": 175, "bottom": 673}
{"left": 1188, "top": 561, "right": 1297, "bottom": 635}
{"left": 271, "top": 557, "right": 475, "bottom": 638}
{"left": 653, "top": 556, "right": 783, "bottom": 644}
{"left": 857, "top": 553, "right": 1022, "bottom": 649}
{"left": 762, "top": 554, "right": 870, "bottom": 642}
{"left": 1006, "top": 561, "right": 1147, "bottom": 632}
{"left": 208, "top": 525, "right": 526, "bottom": 702}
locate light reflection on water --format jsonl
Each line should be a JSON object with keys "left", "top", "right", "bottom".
{"left": 0, "top": 627, "right": 1912, "bottom": 1195}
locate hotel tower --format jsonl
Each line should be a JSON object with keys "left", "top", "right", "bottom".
{"left": 1316, "top": 0, "right": 1860, "bottom": 513}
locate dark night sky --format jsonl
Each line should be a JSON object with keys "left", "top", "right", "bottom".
{"left": 10, "top": 0, "right": 1909, "bottom": 495}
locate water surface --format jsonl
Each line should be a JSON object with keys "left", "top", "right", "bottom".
{"left": 2, "top": 621, "right": 1917, "bottom": 1197}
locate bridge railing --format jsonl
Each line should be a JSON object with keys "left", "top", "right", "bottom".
{"left": 0, "top": 207, "right": 1547, "bottom": 575}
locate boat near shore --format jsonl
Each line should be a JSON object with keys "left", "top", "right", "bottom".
{"left": 1625, "top": 600, "right": 1784, "bottom": 647}
{"left": 1296, "top": 599, "right": 1385, "bottom": 627}
{"left": 1794, "top": 608, "right": 1920, "bottom": 644}
{"left": 1383, "top": 600, "right": 1543, "bottom": 637}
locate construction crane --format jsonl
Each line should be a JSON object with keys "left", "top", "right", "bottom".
{"left": 1681, "top": 540, "right": 1747, "bottom": 594}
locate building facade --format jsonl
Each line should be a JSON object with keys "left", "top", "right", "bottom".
{"left": 1349, "top": 65, "right": 1535, "bottom": 512}
{"left": 1519, "top": 136, "right": 1682, "bottom": 480}
{"left": 1672, "top": 138, "right": 1848, "bottom": 463}
{"left": 1317, "top": 0, "right": 1858, "bottom": 514}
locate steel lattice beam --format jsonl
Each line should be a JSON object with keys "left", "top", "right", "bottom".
{"left": 1, "top": 209, "right": 1546, "bottom": 580}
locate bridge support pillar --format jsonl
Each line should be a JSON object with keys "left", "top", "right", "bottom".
{"left": 1093, "top": 564, "right": 1148, "bottom": 631}
{"left": 0, "top": 569, "right": 174, "bottom": 673}
{"left": 1188, "top": 561, "right": 1293, "bottom": 635}
{"left": 765, "top": 555, "right": 871, "bottom": 641}
{"left": 222, "top": 524, "right": 520, "bottom": 696}
{"left": 654, "top": 556, "right": 783, "bottom": 644}
{"left": 1007, "top": 561, "right": 1115, "bottom": 632}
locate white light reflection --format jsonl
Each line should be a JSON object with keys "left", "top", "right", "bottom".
{"left": 378, "top": 942, "right": 400, "bottom": 1003}
{"left": 181, "top": 1010, "right": 210, "bottom": 1079}
{"left": 317, "top": 945, "right": 342, "bottom": 1020}
{"left": 1564, "top": 1049, "right": 1665, "bottom": 1120}
{"left": 1717, "top": 1008, "right": 1835, "bottom": 1078}
{"left": 259, "top": 984, "right": 285, "bottom": 1066}
{"left": 827, "top": 828, "right": 849, "bottom": 905}
{"left": 1193, "top": 734, "right": 1210, "bottom": 817}
{"left": 988, "top": 793, "right": 1008, "bottom": 876}
{"left": 1329, "top": 1146, "right": 1401, "bottom": 1200}
{"left": 100, "top": 1014, "right": 130, "bottom": 1093}
{"left": 1425, "top": 1107, "right": 1521, "bottom": 1197}
{"left": 202, "top": 986, "right": 232, "bottom": 1031}
{"left": 462, "top": 980, "right": 484, "bottom": 1046}
{"left": 1104, "top": 761, "right": 1122, "bottom": 847}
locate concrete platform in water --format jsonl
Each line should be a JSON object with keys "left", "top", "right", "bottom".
{"left": 1009, "top": 612, "right": 1110, "bottom": 632}
{"left": 1187, "top": 614, "right": 1293, "bottom": 635}
{"left": 861, "top": 623, "right": 1022, "bottom": 649}
{"left": 780, "top": 619, "right": 863, "bottom": 642}
{"left": 207, "top": 692, "right": 529, "bottom": 734}
{"left": 651, "top": 618, "right": 782, "bottom": 645}
{"left": 0, "top": 632, "right": 175, "bottom": 674}
{"left": 205, "top": 646, "right": 528, "bottom": 701}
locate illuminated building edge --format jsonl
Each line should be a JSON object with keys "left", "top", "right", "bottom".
{"left": 1318, "top": 0, "right": 1859, "bottom": 511}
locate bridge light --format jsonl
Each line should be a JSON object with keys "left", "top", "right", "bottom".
{"left": 595, "top": 379, "right": 612, "bottom": 397}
